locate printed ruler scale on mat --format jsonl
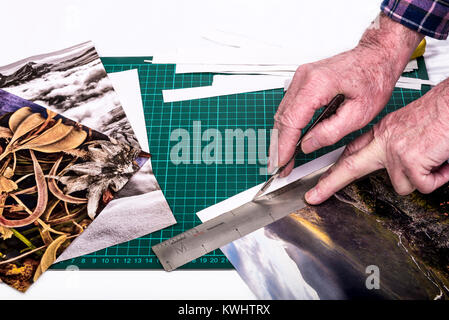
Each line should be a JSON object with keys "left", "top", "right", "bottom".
{"left": 52, "top": 57, "right": 431, "bottom": 270}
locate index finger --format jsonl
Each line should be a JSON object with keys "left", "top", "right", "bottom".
{"left": 305, "top": 140, "right": 384, "bottom": 204}
{"left": 270, "top": 91, "right": 339, "bottom": 173}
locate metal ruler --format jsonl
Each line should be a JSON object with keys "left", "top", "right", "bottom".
{"left": 152, "top": 165, "right": 329, "bottom": 271}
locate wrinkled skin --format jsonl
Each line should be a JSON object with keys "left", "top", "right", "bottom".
{"left": 306, "top": 79, "right": 449, "bottom": 204}
{"left": 270, "top": 45, "right": 400, "bottom": 175}
{"left": 267, "top": 13, "right": 449, "bottom": 202}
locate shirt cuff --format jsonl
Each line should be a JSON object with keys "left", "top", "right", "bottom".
{"left": 381, "top": 0, "right": 449, "bottom": 40}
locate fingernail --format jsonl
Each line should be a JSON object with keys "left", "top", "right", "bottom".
{"left": 302, "top": 135, "right": 320, "bottom": 153}
{"left": 267, "top": 159, "right": 273, "bottom": 174}
{"left": 305, "top": 188, "right": 319, "bottom": 204}
{"left": 267, "top": 155, "right": 277, "bottom": 174}
{"left": 267, "top": 159, "right": 275, "bottom": 174}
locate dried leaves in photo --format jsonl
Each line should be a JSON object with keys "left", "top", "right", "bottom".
{"left": 0, "top": 106, "right": 144, "bottom": 292}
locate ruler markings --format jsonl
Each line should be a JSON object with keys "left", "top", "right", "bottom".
{"left": 152, "top": 165, "right": 328, "bottom": 271}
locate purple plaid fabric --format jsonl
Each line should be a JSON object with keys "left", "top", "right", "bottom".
{"left": 381, "top": 0, "right": 449, "bottom": 39}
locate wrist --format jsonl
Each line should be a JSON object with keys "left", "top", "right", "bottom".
{"left": 415, "top": 78, "right": 449, "bottom": 136}
{"left": 437, "top": 78, "right": 449, "bottom": 111}
{"left": 357, "top": 13, "right": 424, "bottom": 79}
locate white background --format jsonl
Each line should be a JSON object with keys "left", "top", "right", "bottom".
{"left": 1, "top": 0, "right": 382, "bottom": 64}
{"left": 1, "top": 0, "right": 448, "bottom": 299}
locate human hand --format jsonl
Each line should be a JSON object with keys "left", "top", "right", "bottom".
{"left": 268, "top": 13, "right": 423, "bottom": 177}
{"left": 305, "top": 79, "right": 449, "bottom": 204}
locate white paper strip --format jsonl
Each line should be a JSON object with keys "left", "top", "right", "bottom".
{"left": 212, "top": 74, "right": 289, "bottom": 86}
{"left": 176, "top": 63, "right": 299, "bottom": 74}
{"left": 223, "top": 71, "right": 296, "bottom": 77}
{"left": 109, "top": 69, "right": 150, "bottom": 153}
{"left": 162, "top": 80, "right": 288, "bottom": 103}
{"left": 164, "top": 68, "right": 435, "bottom": 102}
{"left": 394, "top": 82, "right": 421, "bottom": 90}
{"left": 403, "top": 59, "right": 418, "bottom": 72}
{"left": 163, "top": 76, "right": 433, "bottom": 102}
{"left": 397, "top": 76, "right": 436, "bottom": 86}
{"left": 395, "top": 76, "right": 437, "bottom": 90}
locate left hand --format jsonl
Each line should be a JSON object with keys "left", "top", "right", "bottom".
{"left": 305, "top": 79, "right": 449, "bottom": 204}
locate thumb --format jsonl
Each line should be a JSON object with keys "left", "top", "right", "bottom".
{"left": 406, "top": 162, "right": 449, "bottom": 194}
{"left": 305, "top": 139, "right": 384, "bottom": 204}
{"left": 269, "top": 65, "right": 340, "bottom": 174}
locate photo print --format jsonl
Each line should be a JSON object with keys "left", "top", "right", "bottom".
{"left": 0, "top": 90, "right": 149, "bottom": 291}
{"left": 199, "top": 155, "right": 449, "bottom": 300}
{"left": 0, "top": 42, "right": 176, "bottom": 261}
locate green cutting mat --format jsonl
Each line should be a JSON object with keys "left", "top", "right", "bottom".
{"left": 52, "top": 57, "right": 431, "bottom": 270}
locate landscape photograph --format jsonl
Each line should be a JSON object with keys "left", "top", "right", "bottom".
{"left": 221, "top": 170, "right": 449, "bottom": 300}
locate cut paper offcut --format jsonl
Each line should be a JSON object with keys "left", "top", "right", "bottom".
{"left": 223, "top": 71, "right": 295, "bottom": 77}
{"left": 175, "top": 64, "right": 299, "bottom": 74}
{"left": 395, "top": 77, "right": 437, "bottom": 90}
{"left": 164, "top": 72, "right": 435, "bottom": 102}
{"left": 212, "top": 74, "right": 289, "bottom": 85}
{"left": 213, "top": 74, "right": 294, "bottom": 91}
{"left": 109, "top": 69, "right": 149, "bottom": 153}
{"left": 397, "top": 76, "right": 436, "bottom": 86}
{"left": 162, "top": 76, "right": 290, "bottom": 103}
{"left": 404, "top": 59, "right": 418, "bottom": 72}
{"left": 175, "top": 60, "right": 415, "bottom": 75}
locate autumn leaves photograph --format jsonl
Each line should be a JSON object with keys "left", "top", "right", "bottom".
{"left": 0, "top": 89, "right": 148, "bottom": 292}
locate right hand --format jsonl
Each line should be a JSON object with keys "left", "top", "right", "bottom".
{"left": 268, "top": 13, "right": 423, "bottom": 177}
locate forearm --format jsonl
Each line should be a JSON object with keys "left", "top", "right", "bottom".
{"left": 428, "top": 77, "right": 449, "bottom": 121}
{"left": 357, "top": 13, "right": 424, "bottom": 79}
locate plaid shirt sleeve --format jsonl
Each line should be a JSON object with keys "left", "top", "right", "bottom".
{"left": 381, "top": 0, "right": 449, "bottom": 39}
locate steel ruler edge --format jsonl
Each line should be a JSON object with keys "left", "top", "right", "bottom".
{"left": 152, "top": 165, "right": 330, "bottom": 271}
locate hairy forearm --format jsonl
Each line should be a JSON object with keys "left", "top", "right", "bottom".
{"left": 431, "top": 77, "right": 449, "bottom": 122}
{"left": 357, "top": 13, "right": 424, "bottom": 78}
{"left": 439, "top": 77, "right": 449, "bottom": 101}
